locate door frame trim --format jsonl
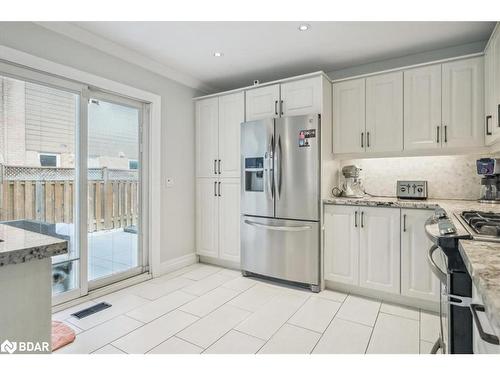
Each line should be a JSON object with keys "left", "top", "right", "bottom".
{"left": 0, "top": 45, "right": 162, "bottom": 292}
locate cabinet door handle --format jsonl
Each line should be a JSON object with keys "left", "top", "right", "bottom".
{"left": 444, "top": 125, "right": 448, "bottom": 143}
{"left": 213, "top": 159, "right": 217, "bottom": 174}
{"left": 214, "top": 181, "right": 217, "bottom": 196}
{"left": 274, "top": 100, "right": 278, "bottom": 116}
{"left": 361, "top": 211, "right": 364, "bottom": 228}
{"left": 218, "top": 159, "right": 221, "bottom": 174}
{"left": 403, "top": 214, "right": 407, "bottom": 232}
{"left": 498, "top": 104, "right": 500, "bottom": 128}
{"left": 354, "top": 211, "right": 358, "bottom": 228}
{"left": 361, "top": 132, "right": 364, "bottom": 148}
{"left": 280, "top": 100, "right": 284, "bottom": 116}
{"left": 436, "top": 126, "right": 440, "bottom": 143}
{"left": 486, "top": 115, "right": 493, "bottom": 135}
{"left": 218, "top": 181, "right": 221, "bottom": 197}
{"left": 367, "top": 132, "right": 370, "bottom": 148}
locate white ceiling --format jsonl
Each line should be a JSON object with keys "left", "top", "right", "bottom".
{"left": 68, "top": 21, "right": 495, "bottom": 92}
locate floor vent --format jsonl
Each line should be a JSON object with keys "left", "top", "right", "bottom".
{"left": 71, "top": 302, "right": 112, "bottom": 319}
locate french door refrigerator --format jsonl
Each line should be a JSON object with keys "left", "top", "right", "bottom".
{"left": 240, "top": 114, "right": 320, "bottom": 292}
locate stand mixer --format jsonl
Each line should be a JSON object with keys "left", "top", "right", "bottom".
{"left": 339, "top": 165, "right": 365, "bottom": 198}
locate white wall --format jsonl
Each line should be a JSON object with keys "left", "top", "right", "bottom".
{"left": 0, "top": 22, "right": 200, "bottom": 265}
{"left": 328, "top": 40, "right": 486, "bottom": 80}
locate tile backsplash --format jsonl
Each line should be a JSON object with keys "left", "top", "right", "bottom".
{"left": 330, "top": 154, "right": 491, "bottom": 200}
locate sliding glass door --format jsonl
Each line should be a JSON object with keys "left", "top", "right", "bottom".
{"left": 0, "top": 61, "right": 149, "bottom": 305}
{"left": 87, "top": 91, "right": 146, "bottom": 289}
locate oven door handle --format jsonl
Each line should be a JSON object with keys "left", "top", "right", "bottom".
{"left": 428, "top": 244, "right": 447, "bottom": 284}
{"left": 470, "top": 304, "right": 500, "bottom": 345}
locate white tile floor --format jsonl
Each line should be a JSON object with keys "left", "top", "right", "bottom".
{"left": 54, "top": 263, "right": 440, "bottom": 354}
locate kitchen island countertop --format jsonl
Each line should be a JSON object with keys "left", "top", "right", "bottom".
{"left": 459, "top": 240, "right": 500, "bottom": 333}
{"left": 0, "top": 223, "right": 68, "bottom": 267}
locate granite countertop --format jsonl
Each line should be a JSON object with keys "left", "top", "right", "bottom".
{"left": 0, "top": 224, "right": 68, "bottom": 267}
{"left": 324, "top": 196, "right": 500, "bottom": 237}
{"left": 459, "top": 240, "right": 500, "bottom": 332}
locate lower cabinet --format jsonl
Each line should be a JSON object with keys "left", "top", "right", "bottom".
{"left": 324, "top": 204, "right": 438, "bottom": 303}
{"left": 324, "top": 205, "right": 359, "bottom": 285}
{"left": 359, "top": 207, "right": 400, "bottom": 294}
{"left": 401, "top": 209, "right": 440, "bottom": 302}
{"left": 324, "top": 205, "right": 400, "bottom": 293}
{"left": 196, "top": 178, "right": 241, "bottom": 262}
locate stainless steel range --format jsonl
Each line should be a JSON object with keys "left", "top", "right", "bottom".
{"left": 456, "top": 211, "right": 500, "bottom": 242}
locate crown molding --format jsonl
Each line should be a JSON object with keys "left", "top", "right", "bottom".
{"left": 35, "top": 21, "right": 213, "bottom": 94}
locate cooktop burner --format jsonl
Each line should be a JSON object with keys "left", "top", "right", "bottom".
{"left": 460, "top": 211, "right": 500, "bottom": 237}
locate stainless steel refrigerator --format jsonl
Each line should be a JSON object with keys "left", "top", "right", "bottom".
{"left": 240, "top": 114, "right": 320, "bottom": 292}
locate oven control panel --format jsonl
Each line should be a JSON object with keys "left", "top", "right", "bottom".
{"left": 397, "top": 180, "right": 428, "bottom": 200}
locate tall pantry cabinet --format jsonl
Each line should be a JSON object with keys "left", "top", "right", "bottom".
{"left": 195, "top": 92, "right": 244, "bottom": 263}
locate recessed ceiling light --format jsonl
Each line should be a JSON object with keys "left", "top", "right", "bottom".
{"left": 298, "top": 24, "right": 311, "bottom": 31}
{"left": 213, "top": 52, "right": 223, "bottom": 57}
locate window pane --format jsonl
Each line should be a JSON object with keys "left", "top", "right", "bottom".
{"left": 87, "top": 98, "right": 140, "bottom": 282}
{"left": 0, "top": 74, "right": 79, "bottom": 296}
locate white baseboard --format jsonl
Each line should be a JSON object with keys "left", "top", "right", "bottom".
{"left": 157, "top": 253, "right": 198, "bottom": 277}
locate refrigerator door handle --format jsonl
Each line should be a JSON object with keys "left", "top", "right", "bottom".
{"left": 244, "top": 220, "right": 312, "bottom": 232}
{"left": 267, "top": 134, "right": 274, "bottom": 199}
{"left": 274, "top": 135, "right": 282, "bottom": 200}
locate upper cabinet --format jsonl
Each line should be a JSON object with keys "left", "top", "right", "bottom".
{"left": 245, "top": 76, "right": 323, "bottom": 121}
{"left": 404, "top": 65, "right": 442, "bottom": 150}
{"left": 218, "top": 92, "right": 244, "bottom": 178}
{"left": 485, "top": 25, "right": 500, "bottom": 145}
{"left": 195, "top": 97, "right": 219, "bottom": 178}
{"left": 280, "top": 77, "right": 322, "bottom": 117}
{"left": 333, "top": 72, "right": 403, "bottom": 154}
{"left": 365, "top": 72, "right": 403, "bottom": 153}
{"left": 332, "top": 78, "right": 365, "bottom": 154}
{"left": 442, "top": 57, "right": 484, "bottom": 148}
{"left": 195, "top": 92, "right": 244, "bottom": 178}
{"left": 333, "top": 56, "right": 486, "bottom": 155}
{"left": 245, "top": 84, "right": 280, "bottom": 121}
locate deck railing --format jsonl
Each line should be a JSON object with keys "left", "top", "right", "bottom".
{"left": 0, "top": 165, "right": 138, "bottom": 232}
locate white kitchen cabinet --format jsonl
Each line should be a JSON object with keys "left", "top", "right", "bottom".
{"left": 359, "top": 207, "right": 400, "bottom": 294}
{"left": 404, "top": 65, "right": 442, "bottom": 150}
{"left": 195, "top": 98, "right": 219, "bottom": 178}
{"left": 324, "top": 205, "right": 359, "bottom": 285}
{"left": 485, "top": 45, "right": 496, "bottom": 145}
{"left": 218, "top": 92, "right": 244, "bottom": 178}
{"left": 494, "top": 26, "right": 500, "bottom": 130}
{"left": 332, "top": 78, "right": 365, "bottom": 154}
{"left": 280, "top": 76, "right": 322, "bottom": 117}
{"left": 401, "top": 209, "right": 440, "bottom": 302}
{"left": 218, "top": 179, "right": 241, "bottom": 262}
{"left": 442, "top": 57, "right": 484, "bottom": 148}
{"left": 196, "top": 178, "right": 219, "bottom": 258}
{"left": 196, "top": 178, "right": 241, "bottom": 263}
{"left": 245, "top": 84, "right": 280, "bottom": 121}
{"left": 365, "top": 72, "right": 404, "bottom": 153}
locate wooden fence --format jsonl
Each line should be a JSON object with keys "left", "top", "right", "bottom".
{"left": 0, "top": 180, "right": 138, "bottom": 232}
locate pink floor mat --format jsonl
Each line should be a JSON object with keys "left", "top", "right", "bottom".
{"left": 51, "top": 321, "right": 76, "bottom": 352}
